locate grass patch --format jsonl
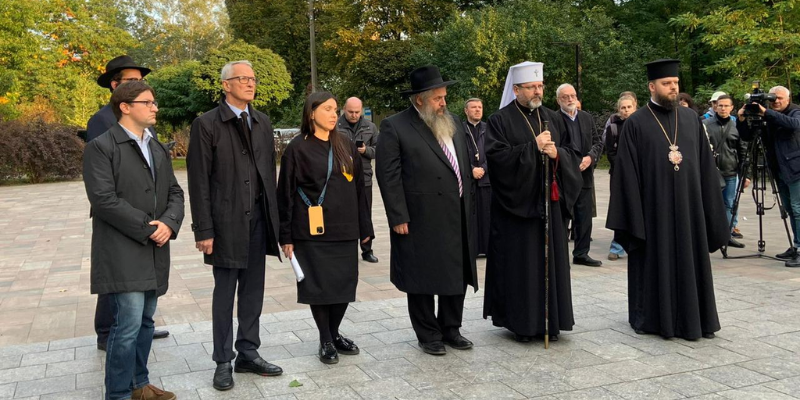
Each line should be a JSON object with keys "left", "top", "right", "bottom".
{"left": 172, "top": 158, "right": 187, "bottom": 170}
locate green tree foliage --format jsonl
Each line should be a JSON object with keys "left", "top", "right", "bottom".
{"left": 146, "top": 61, "right": 207, "bottom": 127}
{"left": 672, "top": 0, "right": 800, "bottom": 99}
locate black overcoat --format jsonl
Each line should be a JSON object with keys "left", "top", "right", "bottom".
{"left": 83, "top": 124, "right": 185, "bottom": 296}
{"left": 187, "top": 99, "right": 281, "bottom": 268}
{"left": 376, "top": 107, "right": 478, "bottom": 295}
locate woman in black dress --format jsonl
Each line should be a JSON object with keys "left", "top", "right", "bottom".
{"left": 277, "top": 91, "right": 374, "bottom": 364}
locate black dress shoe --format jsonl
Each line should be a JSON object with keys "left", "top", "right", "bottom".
{"left": 234, "top": 357, "right": 283, "bottom": 376}
{"left": 361, "top": 252, "right": 379, "bottom": 263}
{"left": 153, "top": 329, "right": 170, "bottom": 339}
{"left": 777, "top": 247, "right": 797, "bottom": 260}
{"left": 418, "top": 341, "right": 446, "bottom": 355}
{"left": 727, "top": 238, "right": 745, "bottom": 248}
{"left": 514, "top": 334, "right": 532, "bottom": 343}
{"left": 786, "top": 254, "right": 800, "bottom": 268}
{"left": 97, "top": 341, "right": 107, "bottom": 352}
{"left": 213, "top": 362, "right": 234, "bottom": 391}
{"left": 634, "top": 329, "right": 647, "bottom": 335}
{"left": 443, "top": 335, "right": 473, "bottom": 350}
{"left": 549, "top": 335, "right": 558, "bottom": 342}
{"left": 573, "top": 255, "right": 602, "bottom": 267}
{"left": 319, "top": 341, "right": 339, "bottom": 364}
{"left": 332, "top": 336, "right": 359, "bottom": 355}
{"left": 703, "top": 332, "right": 716, "bottom": 339}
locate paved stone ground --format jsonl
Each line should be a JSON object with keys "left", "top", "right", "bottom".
{"left": 0, "top": 170, "right": 799, "bottom": 399}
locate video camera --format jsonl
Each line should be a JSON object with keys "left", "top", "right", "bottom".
{"left": 743, "top": 81, "right": 777, "bottom": 125}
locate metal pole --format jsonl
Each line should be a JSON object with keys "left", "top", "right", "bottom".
{"left": 308, "top": 0, "right": 318, "bottom": 93}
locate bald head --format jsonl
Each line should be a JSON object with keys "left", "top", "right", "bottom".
{"left": 344, "top": 97, "right": 363, "bottom": 123}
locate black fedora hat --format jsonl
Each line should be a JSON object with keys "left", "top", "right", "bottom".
{"left": 97, "top": 55, "right": 151, "bottom": 89}
{"left": 400, "top": 65, "right": 457, "bottom": 95}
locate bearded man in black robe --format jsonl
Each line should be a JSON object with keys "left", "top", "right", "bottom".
{"left": 483, "top": 61, "right": 582, "bottom": 342}
{"left": 606, "top": 59, "right": 729, "bottom": 340}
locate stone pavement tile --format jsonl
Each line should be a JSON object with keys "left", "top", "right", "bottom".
{"left": 46, "top": 335, "right": 96, "bottom": 351}
{"left": 252, "top": 372, "right": 319, "bottom": 397}
{"left": 362, "top": 342, "right": 417, "bottom": 361}
{"left": 738, "top": 356, "right": 800, "bottom": 380}
{"left": 719, "top": 339, "right": 796, "bottom": 360}
{"left": 538, "top": 349, "right": 608, "bottom": 370}
{"left": 14, "top": 374, "right": 75, "bottom": 398}
{"left": 450, "top": 382, "right": 525, "bottom": 399}
{"left": 400, "top": 369, "right": 465, "bottom": 391}
{"left": 195, "top": 381, "right": 264, "bottom": 399}
{"left": 336, "top": 320, "right": 387, "bottom": 336}
{"left": 0, "top": 365, "right": 45, "bottom": 385}
{"left": 558, "top": 365, "right": 623, "bottom": 390}
{"left": 402, "top": 349, "right": 465, "bottom": 371}
{"left": 0, "top": 355, "right": 21, "bottom": 371}
{"left": 764, "top": 376, "right": 800, "bottom": 397}
{"left": 397, "top": 387, "right": 461, "bottom": 400}
{"left": 76, "top": 370, "right": 103, "bottom": 389}
{"left": 340, "top": 333, "right": 383, "bottom": 349}
{"left": 150, "top": 335, "right": 179, "bottom": 349}
{"left": 582, "top": 342, "right": 648, "bottom": 362}
{"left": 45, "top": 358, "right": 102, "bottom": 377}
{"left": 345, "top": 310, "right": 391, "bottom": 323}
{"left": 268, "top": 355, "right": 327, "bottom": 375}
{"left": 0, "top": 383, "right": 15, "bottom": 399}
{"left": 350, "top": 376, "right": 420, "bottom": 399}
{"left": 74, "top": 345, "right": 104, "bottom": 361}
{"left": 652, "top": 372, "right": 731, "bottom": 397}
{"left": 153, "top": 343, "right": 209, "bottom": 363}
{"left": 503, "top": 372, "right": 575, "bottom": 398}
{"left": 678, "top": 344, "right": 752, "bottom": 366}
{"left": 263, "top": 395, "right": 297, "bottom": 400}
{"left": 258, "top": 332, "right": 303, "bottom": 348}
{"left": 371, "top": 328, "right": 416, "bottom": 344}
{"left": 160, "top": 370, "right": 215, "bottom": 391}
{"left": 272, "top": 310, "right": 312, "bottom": 323}
{"left": 0, "top": 343, "right": 48, "bottom": 358}
{"left": 718, "top": 384, "right": 799, "bottom": 400}
{"left": 306, "top": 364, "right": 371, "bottom": 388}
{"left": 447, "top": 361, "right": 517, "bottom": 384}
{"left": 173, "top": 331, "right": 214, "bottom": 346}
{"left": 625, "top": 337, "right": 693, "bottom": 356}
{"left": 459, "top": 330, "right": 504, "bottom": 347}
{"left": 357, "top": 357, "right": 420, "bottom": 379}
{"left": 695, "top": 365, "right": 774, "bottom": 388}
{"left": 449, "top": 344, "right": 510, "bottom": 364}
{"left": 594, "top": 360, "right": 672, "bottom": 381}
{"left": 326, "top": 351, "right": 377, "bottom": 367}
{"left": 171, "top": 389, "right": 202, "bottom": 400}
{"left": 502, "top": 357, "right": 568, "bottom": 376}
{"left": 636, "top": 353, "right": 712, "bottom": 374}
{"left": 716, "top": 325, "right": 761, "bottom": 341}
{"left": 261, "top": 320, "right": 313, "bottom": 335}
{"left": 759, "top": 331, "right": 800, "bottom": 353}
{"left": 376, "top": 316, "right": 412, "bottom": 331}
{"left": 689, "top": 395, "right": 726, "bottom": 400}
{"left": 293, "top": 385, "right": 361, "bottom": 400}
{"left": 604, "top": 378, "right": 684, "bottom": 400}
{"left": 554, "top": 387, "right": 624, "bottom": 400}
{"left": 39, "top": 387, "right": 103, "bottom": 400}
{"left": 382, "top": 307, "right": 410, "bottom": 318}
{"left": 287, "top": 328, "right": 317, "bottom": 343}
{"left": 348, "top": 300, "right": 391, "bottom": 312}
{"left": 146, "top": 359, "right": 191, "bottom": 380}
{"left": 281, "top": 341, "right": 319, "bottom": 358}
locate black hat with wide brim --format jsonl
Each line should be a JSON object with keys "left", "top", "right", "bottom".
{"left": 645, "top": 58, "right": 680, "bottom": 81}
{"left": 97, "top": 55, "right": 151, "bottom": 89}
{"left": 400, "top": 65, "right": 457, "bottom": 95}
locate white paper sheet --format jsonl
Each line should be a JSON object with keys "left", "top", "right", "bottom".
{"left": 290, "top": 255, "right": 305, "bottom": 282}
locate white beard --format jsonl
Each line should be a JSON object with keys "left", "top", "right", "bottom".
{"left": 420, "top": 105, "right": 456, "bottom": 142}
{"left": 529, "top": 99, "right": 542, "bottom": 109}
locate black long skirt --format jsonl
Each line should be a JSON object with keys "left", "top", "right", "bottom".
{"left": 294, "top": 240, "right": 358, "bottom": 305}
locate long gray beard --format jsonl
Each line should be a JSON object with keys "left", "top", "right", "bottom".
{"left": 655, "top": 93, "right": 679, "bottom": 110}
{"left": 420, "top": 106, "right": 456, "bottom": 142}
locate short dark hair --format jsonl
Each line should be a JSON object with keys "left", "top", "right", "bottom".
{"left": 111, "top": 81, "right": 155, "bottom": 121}
{"left": 716, "top": 94, "right": 732, "bottom": 102}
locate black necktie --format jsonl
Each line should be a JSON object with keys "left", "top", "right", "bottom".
{"left": 240, "top": 111, "right": 251, "bottom": 146}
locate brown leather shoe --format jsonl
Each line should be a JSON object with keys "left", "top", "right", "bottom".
{"left": 131, "top": 384, "right": 176, "bottom": 400}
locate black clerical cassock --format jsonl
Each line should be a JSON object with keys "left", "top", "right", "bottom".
{"left": 483, "top": 101, "right": 582, "bottom": 337}
{"left": 606, "top": 100, "right": 730, "bottom": 340}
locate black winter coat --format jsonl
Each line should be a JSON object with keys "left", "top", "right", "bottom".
{"left": 376, "top": 107, "right": 478, "bottom": 295}
{"left": 187, "top": 99, "right": 281, "bottom": 268}
{"left": 83, "top": 124, "right": 184, "bottom": 296}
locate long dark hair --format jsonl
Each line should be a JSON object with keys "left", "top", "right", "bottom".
{"left": 301, "top": 91, "right": 353, "bottom": 174}
{"left": 678, "top": 92, "right": 698, "bottom": 114}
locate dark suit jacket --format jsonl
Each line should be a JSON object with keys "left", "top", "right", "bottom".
{"left": 86, "top": 104, "right": 117, "bottom": 142}
{"left": 83, "top": 124, "right": 185, "bottom": 295}
{"left": 376, "top": 107, "right": 478, "bottom": 295}
{"left": 187, "top": 99, "right": 281, "bottom": 268}
{"left": 560, "top": 109, "right": 602, "bottom": 188}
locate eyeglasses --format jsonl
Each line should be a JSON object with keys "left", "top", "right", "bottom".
{"left": 559, "top": 94, "right": 578, "bottom": 100}
{"left": 225, "top": 76, "right": 259, "bottom": 85}
{"left": 127, "top": 100, "right": 158, "bottom": 108}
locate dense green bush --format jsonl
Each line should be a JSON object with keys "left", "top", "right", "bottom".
{"left": 0, "top": 118, "right": 84, "bottom": 183}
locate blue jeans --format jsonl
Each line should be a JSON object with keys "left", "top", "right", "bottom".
{"left": 105, "top": 291, "right": 157, "bottom": 400}
{"left": 609, "top": 240, "right": 625, "bottom": 255}
{"left": 722, "top": 176, "right": 739, "bottom": 228}
{"left": 777, "top": 174, "right": 800, "bottom": 248}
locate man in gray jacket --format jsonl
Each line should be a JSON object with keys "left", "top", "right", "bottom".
{"left": 337, "top": 97, "right": 380, "bottom": 262}
{"left": 83, "top": 81, "right": 184, "bottom": 400}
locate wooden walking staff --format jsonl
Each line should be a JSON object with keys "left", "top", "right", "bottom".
{"left": 542, "top": 120, "right": 551, "bottom": 350}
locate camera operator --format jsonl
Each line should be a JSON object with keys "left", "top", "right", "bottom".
{"left": 737, "top": 85, "right": 800, "bottom": 267}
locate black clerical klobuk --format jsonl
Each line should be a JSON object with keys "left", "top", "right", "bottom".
{"left": 606, "top": 58, "right": 730, "bottom": 340}
{"left": 376, "top": 65, "right": 478, "bottom": 355}
{"left": 483, "top": 61, "right": 583, "bottom": 342}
